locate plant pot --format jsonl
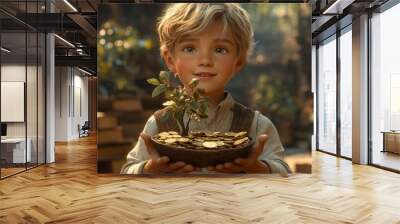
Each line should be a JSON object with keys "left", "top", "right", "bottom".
{"left": 150, "top": 135, "right": 255, "bottom": 167}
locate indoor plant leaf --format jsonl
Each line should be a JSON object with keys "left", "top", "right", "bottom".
{"left": 189, "top": 78, "right": 200, "bottom": 88}
{"left": 147, "top": 78, "right": 160, "bottom": 86}
{"left": 152, "top": 84, "right": 166, "bottom": 97}
{"left": 163, "top": 100, "right": 176, "bottom": 106}
{"left": 159, "top": 71, "right": 171, "bottom": 84}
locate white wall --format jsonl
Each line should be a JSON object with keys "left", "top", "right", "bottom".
{"left": 1, "top": 65, "right": 29, "bottom": 138}
{"left": 73, "top": 72, "right": 89, "bottom": 138}
{"left": 1, "top": 65, "right": 26, "bottom": 81}
{"left": 55, "top": 67, "right": 89, "bottom": 141}
{"left": 55, "top": 67, "right": 69, "bottom": 141}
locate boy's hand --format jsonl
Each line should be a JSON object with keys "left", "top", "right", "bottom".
{"left": 208, "top": 134, "right": 270, "bottom": 173}
{"left": 140, "top": 133, "right": 197, "bottom": 174}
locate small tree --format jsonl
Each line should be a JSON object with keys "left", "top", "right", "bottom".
{"left": 147, "top": 71, "right": 209, "bottom": 136}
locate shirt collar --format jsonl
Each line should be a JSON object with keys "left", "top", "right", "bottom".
{"left": 207, "top": 91, "right": 235, "bottom": 112}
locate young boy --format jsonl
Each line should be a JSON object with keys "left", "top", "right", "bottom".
{"left": 120, "top": 3, "right": 291, "bottom": 176}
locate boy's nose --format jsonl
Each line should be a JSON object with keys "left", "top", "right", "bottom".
{"left": 198, "top": 51, "right": 213, "bottom": 67}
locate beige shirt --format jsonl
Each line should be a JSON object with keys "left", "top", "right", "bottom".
{"left": 120, "top": 92, "right": 291, "bottom": 176}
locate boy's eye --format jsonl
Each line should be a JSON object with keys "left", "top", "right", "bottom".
{"left": 182, "top": 47, "right": 195, "bottom": 53}
{"left": 215, "top": 47, "right": 228, "bottom": 54}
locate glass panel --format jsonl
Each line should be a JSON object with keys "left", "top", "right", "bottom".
{"left": 317, "top": 36, "right": 337, "bottom": 154}
{"left": 38, "top": 32, "right": 45, "bottom": 165}
{"left": 26, "top": 0, "right": 38, "bottom": 169}
{"left": 0, "top": 8, "right": 28, "bottom": 177}
{"left": 312, "top": 45, "right": 317, "bottom": 151}
{"left": 371, "top": 4, "right": 400, "bottom": 171}
{"left": 27, "top": 30, "right": 38, "bottom": 169}
{"left": 0, "top": 1, "right": 46, "bottom": 178}
{"left": 339, "top": 28, "right": 352, "bottom": 158}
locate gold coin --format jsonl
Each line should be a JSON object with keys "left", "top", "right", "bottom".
{"left": 165, "top": 138, "right": 177, "bottom": 144}
{"left": 216, "top": 141, "right": 225, "bottom": 147}
{"left": 234, "top": 131, "right": 247, "bottom": 138}
{"left": 234, "top": 137, "right": 249, "bottom": 146}
{"left": 158, "top": 132, "right": 170, "bottom": 137}
{"left": 224, "top": 132, "right": 237, "bottom": 137}
{"left": 204, "top": 131, "right": 214, "bottom": 137}
{"left": 157, "top": 131, "right": 250, "bottom": 150}
{"left": 177, "top": 137, "right": 190, "bottom": 143}
{"left": 193, "top": 142, "right": 204, "bottom": 147}
{"left": 203, "top": 141, "right": 218, "bottom": 148}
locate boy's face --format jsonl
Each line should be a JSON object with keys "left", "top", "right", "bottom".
{"left": 163, "top": 20, "right": 244, "bottom": 97}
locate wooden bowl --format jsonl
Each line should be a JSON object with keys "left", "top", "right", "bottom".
{"left": 150, "top": 136, "right": 255, "bottom": 167}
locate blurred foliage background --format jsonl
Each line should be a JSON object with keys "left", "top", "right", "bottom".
{"left": 97, "top": 3, "right": 312, "bottom": 174}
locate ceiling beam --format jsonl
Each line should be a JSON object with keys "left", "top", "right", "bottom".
{"left": 67, "top": 13, "right": 97, "bottom": 39}
{"left": 55, "top": 55, "right": 96, "bottom": 72}
{"left": 322, "top": 0, "right": 356, "bottom": 15}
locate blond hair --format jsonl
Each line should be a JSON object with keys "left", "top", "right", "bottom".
{"left": 157, "top": 3, "right": 254, "bottom": 62}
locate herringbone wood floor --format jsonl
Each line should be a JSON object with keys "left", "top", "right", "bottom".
{"left": 1, "top": 135, "right": 400, "bottom": 224}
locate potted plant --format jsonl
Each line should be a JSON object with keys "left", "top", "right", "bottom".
{"left": 146, "top": 71, "right": 255, "bottom": 167}
{"left": 147, "top": 70, "right": 209, "bottom": 136}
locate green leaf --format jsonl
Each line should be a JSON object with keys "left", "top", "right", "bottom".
{"left": 189, "top": 78, "right": 200, "bottom": 88}
{"left": 190, "top": 101, "right": 199, "bottom": 110}
{"left": 159, "top": 71, "right": 170, "bottom": 84}
{"left": 147, "top": 78, "right": 160, "bottom": 86}
{"left": 162, "top": 100, "right": 176, "bottom": 106}
{"left": 152, "top": 84, "right": 166, "bottom": 97}
{"left": 165, "top": 89, "right": 173, "bottom": 99}
{"left": 174, "top": 110, "right": 184, "bottom": 121}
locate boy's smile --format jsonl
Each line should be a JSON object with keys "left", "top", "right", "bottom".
{"left": 193, "top": 72, "right": 217, "bottom": 80}
{"left": 163, "top": 19, "right": 244, "bottom": 104}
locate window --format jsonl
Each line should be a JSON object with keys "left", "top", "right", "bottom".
{"left": 370, "top": 3, "right": 400, "bottom": 171}
{"left": 317, "top": 35, "right": 337, "bottom": 154}
{"left": 339, "top": 27, "right": 352, "bottom": 158}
